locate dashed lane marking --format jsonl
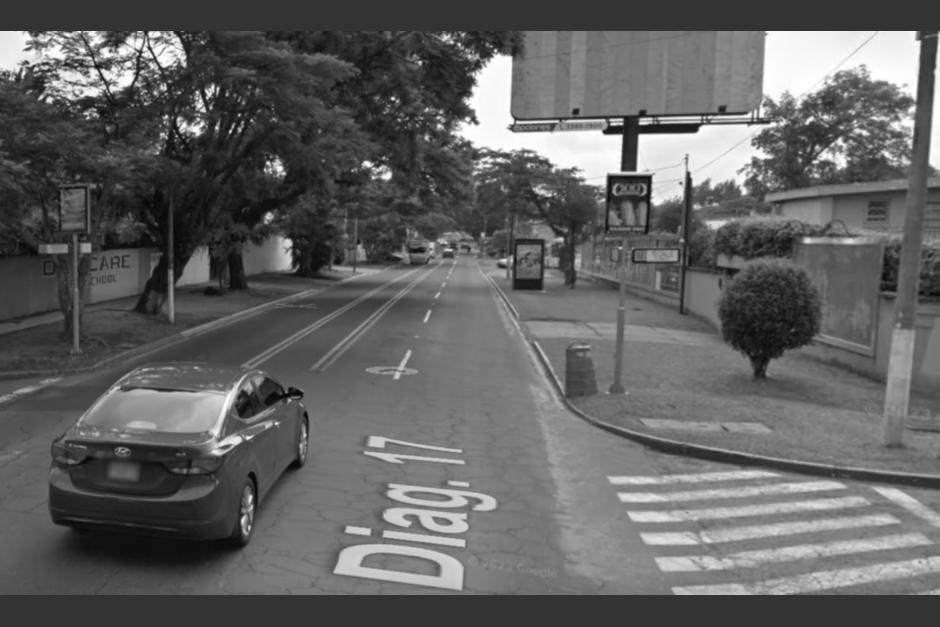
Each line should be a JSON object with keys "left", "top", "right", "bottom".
{"left": 0, "top": 377, "right": 62, "bottom": 406}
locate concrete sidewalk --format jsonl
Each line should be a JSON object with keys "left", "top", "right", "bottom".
{"left": 482, "top": 259, "right": 940, "bottom": 488}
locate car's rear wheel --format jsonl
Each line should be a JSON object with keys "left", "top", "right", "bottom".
{"left": 290, "top": 417, "right": 309, "bottom": 470}
{"left": 229, "top": 478, "right": 257, "bottom": 548}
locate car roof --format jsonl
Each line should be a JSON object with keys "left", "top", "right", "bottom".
{"left": 118, "top": 362, "right": 256, "bottom": 394}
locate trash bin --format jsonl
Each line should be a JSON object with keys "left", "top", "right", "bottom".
{"left": 565, "top": 341, "right": 597, "bottom": 398}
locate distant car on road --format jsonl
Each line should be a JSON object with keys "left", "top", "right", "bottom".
{"left": 48, "top": 362, "right": 309, "bottom": 548}
{"left": 442, "top": 247, "right": 455, "bottom": 259}
{"left": 408, "top": 244, "right": 431, "bottom": 265}
{"left": 497, "top": 255, "right": 513, "bottom": 269}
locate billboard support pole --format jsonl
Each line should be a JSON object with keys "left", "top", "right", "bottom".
{"left": 609, "top": 116, "right": 639, "bottom": 395}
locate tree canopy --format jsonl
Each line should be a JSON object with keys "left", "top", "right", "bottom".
{"left": 741, "top": 65, "right": 916, "bottom": 197}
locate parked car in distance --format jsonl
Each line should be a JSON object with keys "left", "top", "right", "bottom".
{"left": 48, "top": 362, "right": 309, "bottom": 548}
{"left": 442, "top": 247, "right": 455, "bottom": 259}
{"left": 497, "top": 255, "right": 513, "bottom": 269}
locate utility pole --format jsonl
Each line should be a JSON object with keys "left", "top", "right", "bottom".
{"left": 678, "top": 154, "right": 692, "bottom": 315}
{"left": 70, "top": 232, "right": 81, "bottom": 355}
{"left": 609, "top": 116, "right": 640, "bottom": 395}
{"left": 352, "top": 216, "right": 359, "bottom": 274}
{"left": 883, "top": 30, "right": 937, "bottom": 447}
{"left": 504, "top": 212, "right": 511, "bottom": 280}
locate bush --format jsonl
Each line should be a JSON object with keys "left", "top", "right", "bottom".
{"left": 845, "top": 229, "right": 940, "bottom": 297}
{"left": 688, "top": 227, "right": 717, "bottom": 269}
{"left": 713, "top": 220, "right": 743, "bottom": 258}
{"left": 714, "top": 218, "right": 825, "bottom": 260}
{"left": 718, "top": 258, "right": 822, "bottom": 379}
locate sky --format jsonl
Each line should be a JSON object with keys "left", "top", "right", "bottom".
{"left": 2, "top": 31, "right": 937, "bottom": 203}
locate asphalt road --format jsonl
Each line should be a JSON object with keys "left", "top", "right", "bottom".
{"left": 2, "top": 255, "right": 940, "bottom": 594}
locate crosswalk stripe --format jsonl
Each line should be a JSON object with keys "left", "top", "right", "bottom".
{"left": 656, "top": 533, "right": 931, "bottom": 572}
{"left": 872, "top": 487, "right": 940, "bottom": 528}
{"left": 607, "top": 470, "right": 780, "bottom": 485}
{"left": 618, "top": 480, "right": 845, "bottom": 503}
{"left": 640, "top": 513, "right": 901, "bottom": 545}
{"left": 673, "top": 554, "right": 940, "bottom": 595}
{"left": 627, "top": 496, "right": 871, "bottom": 523}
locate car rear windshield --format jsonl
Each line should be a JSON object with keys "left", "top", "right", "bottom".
{"left": 409, "top": 246, "right": 427, "bottom": 253}
{"left": 79, "top": 387, "right": 227, "bottom": 433}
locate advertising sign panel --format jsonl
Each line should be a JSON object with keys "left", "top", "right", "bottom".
{"left": 606, "top": 173, "right": 652, "bottom": 235}
{"left": 512, "top": 239, "right": 545, "bottom": 291}
{"left": 58, "top": 184, "right": 91, "bottom": 233}
{"left": 510, "top": 31, "right": 765, "bottom": 120}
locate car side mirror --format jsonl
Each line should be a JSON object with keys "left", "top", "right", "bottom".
{"left": 286, "top": 386, "right": 304, "bottom": 400}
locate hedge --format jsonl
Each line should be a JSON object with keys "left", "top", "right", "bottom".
{"left": 697, "top": 218, "right": 940, "bottom": 297}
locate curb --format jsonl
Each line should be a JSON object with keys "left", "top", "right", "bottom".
{"left": 478, "top": 263, "right": 520, "bottom": 320}
{"left": 482, "top": 260, "right": 940, "bottom": 489}
{"left": 529, "top": 339, "right": 940, "bottom": 490}
{"left": 0, "top": 269, "right": 376, "bottom": 381}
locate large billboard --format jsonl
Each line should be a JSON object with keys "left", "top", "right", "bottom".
{"left": 510, "top": 31, "right": 765, "bottom": 120}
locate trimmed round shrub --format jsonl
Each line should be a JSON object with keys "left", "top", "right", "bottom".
{"left": 718, "top": 257, "right": 822, "bottom": 379}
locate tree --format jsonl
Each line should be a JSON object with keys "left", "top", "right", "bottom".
{"left": 472, "top": 148, "right": 597, "bottom": 286}
{"left": 25, "top": 31, "right": 370, "bottom": 314}
{"left": 718, "top": 258, "right": 822, "bottom": 379}
{"left": 650, "top": 196, "right": 685, "bottom": 233}
{"left": 741, "top": 66, "right": 916, "bottom": 197}
{"left": 278, "top": 31, "right": 522, "bottom": 254}
{"left": 0, "top": 67, "right": 144, "bottom": 341}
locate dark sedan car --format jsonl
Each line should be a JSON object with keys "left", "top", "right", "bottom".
{"left": 48, "top": 362, "right": 309, "bottom": 547}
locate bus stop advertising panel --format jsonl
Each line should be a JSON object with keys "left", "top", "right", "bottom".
{"left": 512, "top": 238, "right": 544, "bottom": 291}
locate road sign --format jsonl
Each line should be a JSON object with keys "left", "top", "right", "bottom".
{"left": 58, "top": 184, "right": 92, "bottom": 233}
{"left": 508, "top": 122, "right": 557, "bottom": 133}
{"left": 38, "top": 243, "right": 69, "bottom": 255}
{"left": 508, "top": 120, "right": 609, "bottom": 133}
{"left": 632, "top": 248, "right": 681, "bottom": 264}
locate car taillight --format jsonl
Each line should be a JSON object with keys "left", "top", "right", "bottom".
{"left": 163, "top": 456, "right": 224, "bottom": 475}
{"left": 51, "top": 440, "right": 88, "bottom": 467}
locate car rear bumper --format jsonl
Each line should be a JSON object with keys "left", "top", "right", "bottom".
{"left": 48, "top": 466, "right": 235, "bottom": 540}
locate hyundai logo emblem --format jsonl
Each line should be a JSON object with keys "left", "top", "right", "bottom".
{"left": 114, "top": 446, "right": 132, "bottom": 458}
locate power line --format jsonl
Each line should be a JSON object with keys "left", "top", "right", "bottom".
{"left": 691, "top": 31, "right": 881, "bottom": 179}
{"left": 797, "top": 31, "right": 880, "bottom": 97}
